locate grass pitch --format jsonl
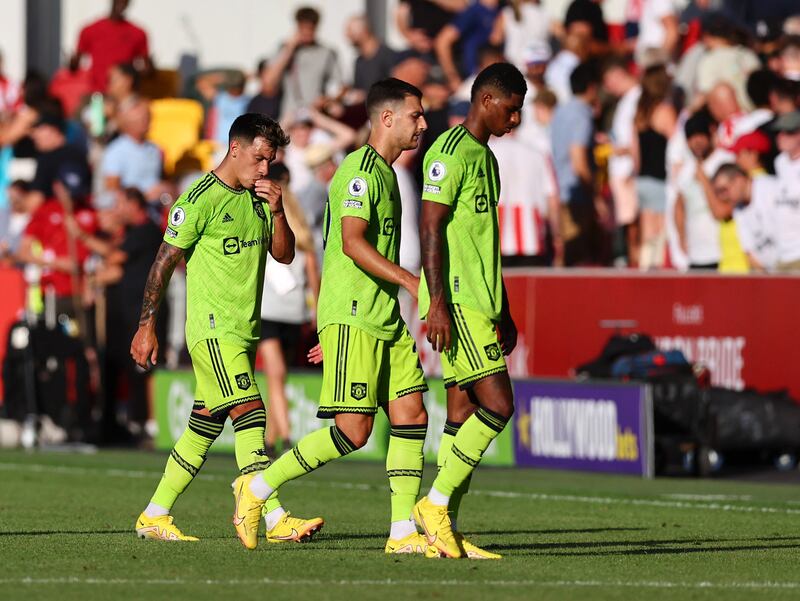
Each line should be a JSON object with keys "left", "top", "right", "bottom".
{"left": 2, "top": 450, "right": 800, "bottom": 601}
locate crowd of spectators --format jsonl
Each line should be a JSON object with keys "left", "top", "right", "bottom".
{"left": 2, "top": 0, "right": 800, "bottom": 444}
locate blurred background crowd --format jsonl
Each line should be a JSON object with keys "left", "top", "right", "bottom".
{"left": 2, "top": 0, "right": 800, "bottom": 447}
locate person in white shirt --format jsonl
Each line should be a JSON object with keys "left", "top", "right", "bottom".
{"left": 490, "top": 0, "right": 551, "bottom": 73}
{"left": 710, "top": 163, "right": 778, "bottom": 272}
{"left": 490, "top": 132, "right": 562, "bottom": 266}
{"left": 545, "top": 30, "right": 589, "bottom": 103}
{"left": 771, "top": 111, "right": 800, "bottom": 272}
{"left": 674, "top": 111, "right": 729, "bottom": 269}
{"left": 634, "top": 0, "right": 679, "bottom": 67}
{"left": 602, "top": 57, "right": 642, "bottom": 262}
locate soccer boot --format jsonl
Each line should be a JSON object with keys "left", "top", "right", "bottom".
{"left": 135, "top": 513, "right": 199, "bottom": 541}
{"left": 266, "top": 512, "right": 324, "bottom": 543}
{"left": 412, "top": 497, "right": 462, "bottom": 558}
{"left": 385, "top": 531, "right": 440, "bottom": 557}
{"left": 232, "top": 473, "right": 266, "bottom": 549}
{"left": 455, "top": 532, "right": 502, "bottom": 559}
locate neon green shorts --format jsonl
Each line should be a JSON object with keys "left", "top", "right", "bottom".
{"left": 189, "top": 339, "right": 261, "bottom": 418}
{"left": 317, "top": 324, "right": 428, "bottom": 418}
{"left": 442, "top": 304, "right": 507, "bottom": 389}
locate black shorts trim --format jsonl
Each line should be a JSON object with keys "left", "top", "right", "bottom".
{"left": 457, "top": 366, "right": 509, "bottom": 390}
{"left": 209, "top": 394, "right": 263, "bottom": 419}
{"left": 317, "top": 405, "right": 378, "bottom": 419}
{"left": 393, "top": 384, "right": 429, "bottom": 399}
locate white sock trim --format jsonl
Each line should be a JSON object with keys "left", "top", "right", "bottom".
{"left": 248, "top": 472, "right": 274, "bottom": 500}
{"left": 144, "top": 503, "right": 169, "bottom": 518}
{"left": 264, "top": 506, "right": 287, "bottom": 531}
{"left": 389, "top": 519, "right": 417, "bottom": 540}
{"left": 428, "top": 487, "right": 450, "bottom": 507}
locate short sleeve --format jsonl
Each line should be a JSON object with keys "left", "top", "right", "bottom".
{"left": 569, "top": 110, "right": 592, "bottom": 147}
{"left": 421, "top": 150, "right": 465, "bottom": 206}
{"left": 163, "top": 197, "right": 207, "bottom": 249}
{"left": 337, "top": 171, "right": 374, "bottom": 222}
{"left": 101, "top": 141, "right": 124, "bottom": 177}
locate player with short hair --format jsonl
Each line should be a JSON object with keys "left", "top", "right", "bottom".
{"left": 232, "top": 78, "right": 434, "bottom": 554}
{"left": 415, "top": 62, "right": 527, "bottom": 559}
{"left": 131, "top": 113, "right": 321, "bottom": 546}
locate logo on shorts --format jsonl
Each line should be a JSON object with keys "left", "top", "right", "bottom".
{"left": 484, "top": 343, "right": 502, "bottom": 362}
{"left": 351, "top": 382, "right": 368, "bottom": 401}
{"left": 475, "top": 194, "right": 488, "bottom": 213}
{"left": 223, "top": 237, "right": 240, "bottom": 255}
{"left": 235, "top": 373, "right": 251, "bottom": 390}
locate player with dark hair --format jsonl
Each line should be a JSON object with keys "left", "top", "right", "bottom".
{"left": 414, "top": 62, "right": 527, "bottom": 559}
{"left": 236, "top": 78, "right": 435, "bottom": 555}
{"left": 131, "top": 113, "right": 321, "bottom": 545}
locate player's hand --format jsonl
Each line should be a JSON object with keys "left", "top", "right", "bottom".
{"left": 307, "top": 343, "right": 323, "bottom": 365}
{"left": 498, "top": 313, "right": 518, "bottom": 356}
{"left": 404, "top": 274, "right": 420, "bottom": 301}
{"left": 426, "top": 299, "right": 452, "bottom": 353}
{"left": 131, "top": 324, "right": 158, "bottom": 370}
{"left": 254, "top": 179, "right": 284, "bottom": 214}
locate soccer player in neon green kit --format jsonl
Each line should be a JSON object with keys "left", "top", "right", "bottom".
{"left": 233, "top": 79, "right": 435, "bottom": 554}
{"left": 414, "top": 62, "right": 527, "bottom": 559}
{"left": 131, "top": 113, "right": 321, "bottom": 545}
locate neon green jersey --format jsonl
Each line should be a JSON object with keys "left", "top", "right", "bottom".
{"left": 163, "top": 172, "right": 274, "bottom": 351}
{"left": 317, "top": 145, "right": 402, "bottom": 340}
{"left": 418, "top": 124, "right": 502, "bottom": 321}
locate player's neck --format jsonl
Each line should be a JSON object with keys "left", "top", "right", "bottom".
{"left": 213, "top": 159, "right": 243, "bottom": 190}
{"left": 366, "top": 135, "right": 400, "bottom": 166}
{"left": 462, "top": 113, "right": 490, "bottom": 145}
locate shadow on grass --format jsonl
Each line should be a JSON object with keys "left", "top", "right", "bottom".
{"left": 494, "top": 535, "right": 800, "bottom": 555}
{"left": 0, "top": 529, "right": 131, "bottom": 537}
{"left": 477, "top": 527, "right": 648, "bottom": 536}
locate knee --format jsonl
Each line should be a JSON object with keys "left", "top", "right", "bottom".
{"left": 336, "top": 423, "right": 370, "bottom": 450}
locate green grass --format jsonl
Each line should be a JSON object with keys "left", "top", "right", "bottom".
{"left": 2, "top": 450, "right": 800, "bottom": 601}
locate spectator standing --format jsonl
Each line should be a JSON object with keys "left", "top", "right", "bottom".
{"left": 489, "top": 0, "right": 551, "bottom": 73}
{"left": 435, "top": 0, "right": 501, "bottom": 93}
{"left": 395, "top": 0, "right": 468, "bottom": 56}
{"left": 0, "top": 180, "right": 32, "bottom": 264}
{"left": 674, "top": 112, "right": 726, "bottom": 270}
{"left": 298, "top": 142, "right": 338, "bottom": 268}
{"left": 772, "top": 111, "right": 800, "bottom": 272}
{"left": 100, "top": 99, "right": 164, "bottom": 207}
{"left": 346, "top": 16, "right": 398, "bottom": 102}
{"left": 550, "top": 62, "right": 601, "bottom": 265}
{"left": 602, "top": 58, "right": 642, "bottom": 265}
{"left": 246, "top": 60, "right": 281, "bottom": 120}
{"left": 71, "top": 0, "right": 151, "bottom": 94}
{"left": 632, "top": 64, "right": 677, "bottom": 270}
{"left": 634, "top": 0, "right": 679, "bottom": 67}
{"left": 264, "top": 7, "right": 344, "bottom": 118}
{"left": 545, "top": 30, "right": 590, "bottom": 103}
{"left": 258, "top": 163, "right": 319, "bottom": 458}
{"left": 710, "top": 163, "right": 778, "bottom": 272}
{"left": 208, "top": 72, "right": 251, "bottom": 150}
{"left": 27, "top": 108, "right": 90, "bottom": 211}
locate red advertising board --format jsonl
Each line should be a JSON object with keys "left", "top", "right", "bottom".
{"left": 0, "top": 267, "right": 26, "bottom": 399}
{"left": 501, "top": 270, "right": 800, "bottom": 400}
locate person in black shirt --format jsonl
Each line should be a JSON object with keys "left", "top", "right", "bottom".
{"left": 346, "top": 15, "right": 398, "bottom": 101}
{"left": 246, "top": 59, "right": 281, "bottom": 120}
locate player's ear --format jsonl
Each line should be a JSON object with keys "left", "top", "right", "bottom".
{"left": 382, "top": 108, "right": 394, "bottom": 128}
{"left": 230, "top": 139, "right": 240, "bottom": 158}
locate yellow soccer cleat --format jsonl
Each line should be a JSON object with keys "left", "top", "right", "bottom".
{"left": 231, "top": 474, "right": 266, "bottom": 550}
{"left": 412, "top": 497, "right": 461, "bottom": 558}
{"left": 455, "top": 532, "right": 502, "bottom": 559}
{"left": 266, "top": 512, "right": 325, "bottom": 544}
{"left": 135, "top": 513, "right": 199, "bottom": 541}
{"left": 385, "top": 531, "right": 440, "bottom": 557}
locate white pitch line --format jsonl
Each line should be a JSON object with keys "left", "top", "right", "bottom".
{"left": 2, "top": 577, "right": 800, "bottom": 590}
{"left": 1, "top": 461, "right": 799, "bottom": 516}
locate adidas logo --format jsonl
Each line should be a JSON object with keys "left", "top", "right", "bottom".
{"left": 477, "top": 167, "right": 485, "bottom": 178}
{"left": 222, "top": 213, "right": 234, "bottom": 223}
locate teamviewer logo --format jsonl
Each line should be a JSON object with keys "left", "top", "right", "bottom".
{"left": 223, "top": 237, "right": 240, "bottom": 255}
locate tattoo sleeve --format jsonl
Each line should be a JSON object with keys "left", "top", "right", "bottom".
{"left": 420, "top": 202, "right": 449, "bottom": 302}
{"left": 138, "top": 242, "right": 185, "bottom": 326}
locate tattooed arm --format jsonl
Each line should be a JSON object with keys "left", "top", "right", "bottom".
{"left": 130, "top": 242, "right": 185, "bottom": 369}
{"left": 419, "top": 200, "right": 452, "bottom": 352}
